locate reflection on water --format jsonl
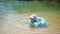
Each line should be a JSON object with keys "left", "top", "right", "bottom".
{"left": 0, "top": 1, "right": 60, "bottom": 34}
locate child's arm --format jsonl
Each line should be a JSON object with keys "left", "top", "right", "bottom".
{"left": 34, "top": 22, "right": 41, "bottom": 27}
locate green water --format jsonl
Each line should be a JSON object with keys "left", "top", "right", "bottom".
{"left": 0, "top": 1, "right": 60, "bottom": 34}
{"left": 15, "top": 1, "right": 60, "bottom": 14}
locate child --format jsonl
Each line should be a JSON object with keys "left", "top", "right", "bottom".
{"left": 28, "top": 14, "right": 46, "bottom": 27}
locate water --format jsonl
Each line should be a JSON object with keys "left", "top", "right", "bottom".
{"left": 0, "top": 1, "right": 60, "bottom": 34}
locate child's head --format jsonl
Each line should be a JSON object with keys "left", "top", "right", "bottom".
{"left": 30, "top": 18, "right": 36, "bottom": 22}
{"left": 30, "top": 14, "right": 37, "bottom": 22}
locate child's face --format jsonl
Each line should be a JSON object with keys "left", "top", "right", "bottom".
{"left": 30, "top": 18, "right": 35, "bottom": 22}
